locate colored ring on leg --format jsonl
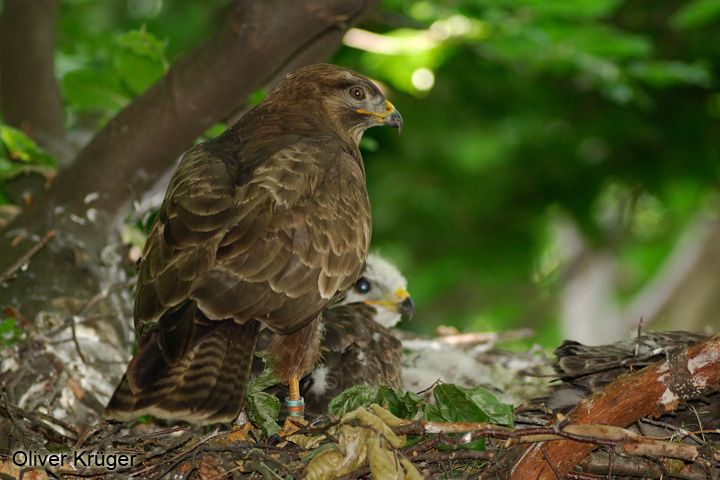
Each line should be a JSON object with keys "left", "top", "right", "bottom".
{"left": 286, "top": 397, "right": 305, "bottom": 417}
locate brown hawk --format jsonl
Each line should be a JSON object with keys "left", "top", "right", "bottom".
{"left": 104, "top": 64, "right": 402, "bottom": 425}
{"left": 256, "top": 254, "right": 412, "bottom": 415}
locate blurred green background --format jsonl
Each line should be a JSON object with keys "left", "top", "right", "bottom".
{"left": 2, "top": 0, "right": 720, "bottom": 347}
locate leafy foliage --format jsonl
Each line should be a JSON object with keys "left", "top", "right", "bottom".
{"left": 433, "top": 384, "right": 513, "bottom": 426}
{"left": 0, "top": 125, "right": 56, "bottom": 203}
{"left": 244, "top": 357, "right": 282, "bottom": 436}
{"left": 329, "top": 384, "right": 512, "bottom": 425}
{"left": 336, "top": 0, "right": 720, "bottom": 340}
{"left": 328, "top": 383, "right": 512, "bottom": 451}
{"left": 61, "top": 28, "right": 167, "bottom": 120}
{"left": 244, "top": 391, "right": 281, "bottom": 437}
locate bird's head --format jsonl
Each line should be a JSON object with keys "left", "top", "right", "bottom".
{"left": 341, "top": 253, "right": 413, "bottom": 328}
{"left": 270, "top": 64, "right": 403, "bottom": 144}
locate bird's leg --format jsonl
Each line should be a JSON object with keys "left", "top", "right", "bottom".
{"left": 283, "top": 373, "right": 306, "bottom": 433}
{"left": 270, "top": 316, "right": 322, "bottom": 434}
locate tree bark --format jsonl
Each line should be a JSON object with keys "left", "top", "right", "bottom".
{"left": 510, "top": 335, "right": 720, "bottom": 479}
{"left": 0, "top": 0, "right": 379, "bottom": 319}
{"left": 0, "top": 0, "right": 67, "bottom": 163}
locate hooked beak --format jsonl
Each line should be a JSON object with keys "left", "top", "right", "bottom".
{"left": 392, "top": 287, "right": 413, "bottom": 322}
{"left": 356, "top": 100, "right": 403, "bottom": 133}
{"left": 399, "top": 296, "right": 414, "bottom": 322}
{"left": 383, "top": 100, "right": 403, "bottom": 133}
{"left": 363, "top": 287, "right": 414, "bottom": 322}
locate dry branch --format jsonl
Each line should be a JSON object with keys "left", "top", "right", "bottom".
{"left": 578, "top": 451, "right": 713, "bottom": 480}
{"left": 510, "top": 334, "right": 720, "bottom": 479}
{"left": 0, "top": 230, "right": 55, "bottom": 283}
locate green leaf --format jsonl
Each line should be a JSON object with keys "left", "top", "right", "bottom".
{"left": 0, "top": 126, "right": 55, "bottom": 166}
{"left": 376, "top": 387, "right": 427, "bottom": 420}
{"left": 433, "top": 384, "right": 513, "bottom": 426}
{"left": 419, "top": 404, "right": 445, "bottom": 422}
{"left": 115, "top": 29, "right": 167, "bottom": 63}
{"left": 430, "top": 385, "right": 513, "bottom": 451}
{"left": 671, "top": 0, "right": 720, "bottom": 30}
{"left": 0, "top": 127, "right": 34, "bottom": 162}
{"left": 434, "top": 384, "right": 489, "bottom": 423}
{"left": 0, "top": 317, "right": 24, "bottom": 346}
{"left": 0, "top": 158, "right": 53, "bottom": 181}
{"left": 112, "top": 29, "right": 167, "bottom": 95}
{"left": 62, "top": 68, "right": 130, "bottom": 113}
{"left": 327, "top": 385, "right": 427, "bottom": 419}
{"left": 113, "top": 51, "right": 165, "bottom": 95}
{"left": 246, "top": 355, "right": 281, "bottom": 394}
{"left": 244, "top": 391, "right": 281, "bottom": 437}
{"left": 0, "top": 125, "right": 56, "bottom": 182}
{"left": 328, "top": 385, "right": 381, "bottom": 417}
{"left": 243, "top": 355, "right": 282, "bottom": 436}
{"left": 463, "top": 386, "right": 514, "bottom": 426}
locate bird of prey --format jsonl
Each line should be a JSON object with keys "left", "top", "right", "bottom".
{"left": 256, "top": 253, "right": 413, "bottom": 415}
{"left": 104, "top": 64, "right": 403, "bottom": 425}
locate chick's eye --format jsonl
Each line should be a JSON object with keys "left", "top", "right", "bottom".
{"left": 349, "top": 87, "right": 365, "bottom": 100}
{"left": 354, "top": 277, "right": 371, "bottom": 294}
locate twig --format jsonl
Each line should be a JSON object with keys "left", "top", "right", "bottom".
{"left": 578, "top": 451, "right": 711, "bottom": 480}
{"left": 638, "top": 416, "right": 706, "bottom": 444}
{"left": 409, "top": 450, "right": 495, "bottom": 463}
{"left": 0, "top": 389, "right": 78, "bottom": 444}
{"left": 69, "top": 315, "right": 87, "bottom": 365}
{"left": 437, "top": 328, "right": 535, "bottom": 347}
{"left": 0, "top": 230, "right": 55, "bottom": 283}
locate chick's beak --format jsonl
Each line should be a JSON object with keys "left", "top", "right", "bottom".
{"left": 399, "top": 296, "right": 414, "bottom": 322}
{"left": 383, "top": 100, "right": 403, "bottom": 133}
{"left": 393, "top": 287, "right": 413, "bottom": 322}
{"left": 364, "top": 287, "right": 413, "bottom": 321}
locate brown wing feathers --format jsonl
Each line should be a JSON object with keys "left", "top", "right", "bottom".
{"left": 104, "top": 64, "right": 391, "bottom": 425}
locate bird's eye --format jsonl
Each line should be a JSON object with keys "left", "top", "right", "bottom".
{"left": 354, "top": 277, "right": 371, "bottom": 294}
{"left": 349, "top": 87, "right": 365, "bottom": 100}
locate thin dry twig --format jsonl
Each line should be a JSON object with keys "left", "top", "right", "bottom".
{"left": 0, "top": 230, "right": 55, "bottom": 283}
{"left": 578, "top": 451, "right": 711, "bottom": 480}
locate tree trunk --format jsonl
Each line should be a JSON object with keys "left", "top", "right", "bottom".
{"left": 0, "top": 0, "right": 67, "bottom": 162}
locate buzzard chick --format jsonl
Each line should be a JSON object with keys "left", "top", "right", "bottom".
{"left": 258, "top": 254, "right": 412, "bottom": 415}
{"left": 105, "top": 64, "right": 402, "bottom": 425}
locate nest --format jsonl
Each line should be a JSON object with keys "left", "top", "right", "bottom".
{"left": 1, "top": 309, "right": 719, "bottom": 479}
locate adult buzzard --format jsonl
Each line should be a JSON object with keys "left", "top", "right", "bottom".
{"left": 258, "top": 254, "right": 412, "bottom": 415}
{"left": 105, "top": 64, "right": 402, "bottom": 424}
